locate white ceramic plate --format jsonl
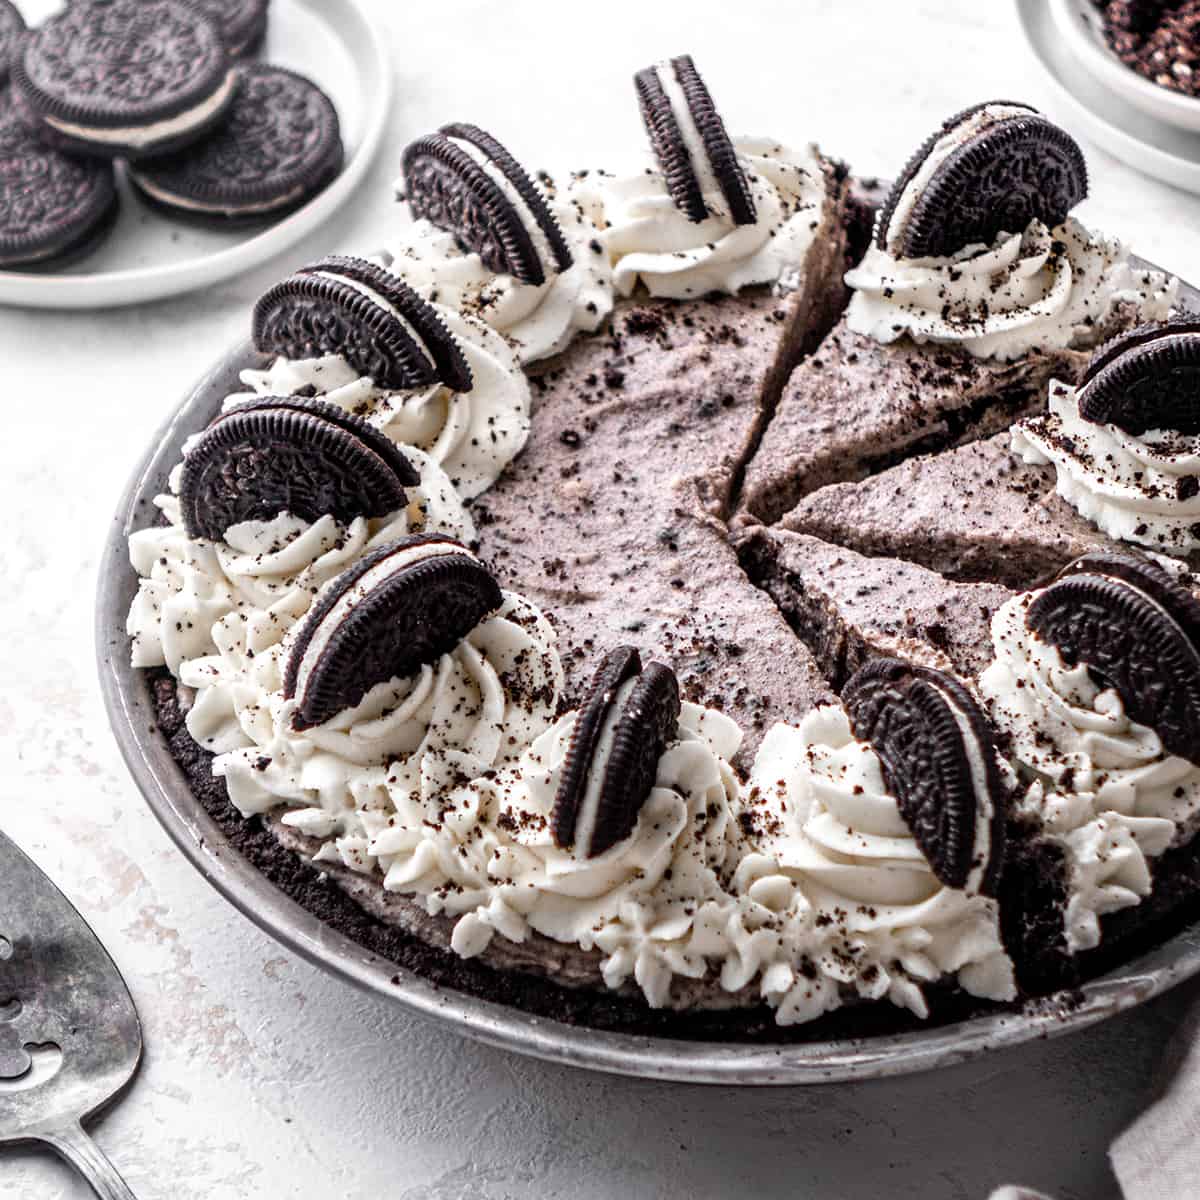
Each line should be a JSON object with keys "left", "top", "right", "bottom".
{"left": 1017, "top": 0, "right": 1200, "bottom": 196}
{"left": 0, "top": 0, "right": 391, "bottom": 310}
{"left": 1050, "top": 0, "right": 1200, "bottom": 134}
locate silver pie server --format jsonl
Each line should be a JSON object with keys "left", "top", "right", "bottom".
{"left": 0, "top": 829, "right": 142, "bottom": 1198}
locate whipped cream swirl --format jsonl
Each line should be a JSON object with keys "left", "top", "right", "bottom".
{"left": 126, "top": 448, "right": 472, "bottom": 672}
{"left": 1012, "top": 380, "right": 1200, "bottom": 555}
{"left": 588, "top": 138, "right": 829, "bottom": 300}
{"left": 740, "top": 711, "right": 1016, "bottom": 1022}
{"left": 236, "top": 302, "right": 529, "bottom": 500}
{"left": 981, "top": 593, "right": 1197, "bottom": 949}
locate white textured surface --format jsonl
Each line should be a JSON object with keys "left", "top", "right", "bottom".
{"left": 4, "top": 3, "right": 1200, "bottom": 1197}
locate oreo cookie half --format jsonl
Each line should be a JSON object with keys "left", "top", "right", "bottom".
{"left": 633, "top": 54, "right": 755, "bottom": 226}
{"left": 401, "top": 122, "right": 572, "bottom": 287}
{"left": 842, "top": 658, "right": 1007, "bottom": 897}
{"left": 128, "top": 66, "right": 342, "bottom": 227}
{"left": 0, "top": 105, "right": 119, "bottom": 269}
{"left": 253, "top": 256, "right": 473, "bottom": 392}
{"left": 1028, "top": 553, "right": 1200, "bottom": 762}
{"left": 283, "top": 535, "right": 503, "bottom": 729}
{"left": 189, "top": 0, "right": 271, "bottom": 59}
{"left": 1077, "top": 321, "right": 1200, "bottom": 436}
{"left": 179, "top": 396, "right": 419, "bottom": 541}
{"left": 12, "top": 0, "right": 237, "bottom": 160}
{"left": 876, "top": 101, "right": 1088, "bottom": 259}
{"left": 0, "top": 0, "right": 25, "bottom": 89}
{"left": 551, "top": 647, "right": 682, "bottom": 859}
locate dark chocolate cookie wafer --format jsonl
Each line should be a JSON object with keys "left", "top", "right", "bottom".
{"left": 1077, "top": 321, "right": 1200, "bottom": 435}
{"left": 552, "top": 647, "right": 681, "bottom": 858}
{"left": 875, "top": 101, "right": 1088, "bottom": 259}
{"left": 843, "top": 658, "right": 1008, "bottom": 896}
{"left": 401, "top": 123, "right": 572, "bottom": 286}
{"left": 253, "top": 256, "right": 473, "bottom": 392}
{"left": 13, "top": 0, "right": 236, "bottom": 160}
{"left": 179, "top": 396, "right": 419, "bottom": 541}
{"left": 0, "top": 0, "right": 25, "bottom": 89}
{"left": 633, "top": 54, "right": 755, "bottom": 226}
{"left": 0, "top": 105, "right": 119, "bottom": 269}
{"left": 128, "top": 65, "right": 342, "bottom": 227}
{"left": 189, "top": 0, "right": 271, "bottom": 59}
{"left": 283, "top": 535, "right": 503, "bottom": 729}
{"left": 1028, "top": 556, "right": 1200, "bottom": 762}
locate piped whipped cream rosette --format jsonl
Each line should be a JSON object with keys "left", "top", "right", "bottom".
{"left": 388, "top": 123, "right": 615, "bottom": 365}
{"left": 583, "top": 54, "right": 834, "bottom": 301}
{"left": 847, "top": 102, "right": 1177, "bottom": 361}
{"left": 1012, "top": 322, "right": 1200, "bottom": 555}
{"left": 249, "top": 255, "right": 530, "bottom": 499}
{"left": 980, "top": 551, "right": 1200, "bottom": 952}
{"left": 740, "top": 660, "right": 1017, "bottom": 1024}
{"left": 127, "top": 397, "right": 474, "bottom": 672}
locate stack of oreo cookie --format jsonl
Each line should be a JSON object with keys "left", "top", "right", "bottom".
{"left": 0, "top": 0, "right": 343, "bottom": 271}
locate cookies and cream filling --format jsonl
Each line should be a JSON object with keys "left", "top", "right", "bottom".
{"left": 980, "top": 592, "right": 1200, "bottom": 950}
{"left": 1012, "top": 380, "right": 1200, "bottom": 555}
{"left": 652, "top": 59, "right": 724, "bottom": 203}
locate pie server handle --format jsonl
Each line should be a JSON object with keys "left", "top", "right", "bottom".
{"left": 36, "top": 1120, "right": 139, "bottom": 1200}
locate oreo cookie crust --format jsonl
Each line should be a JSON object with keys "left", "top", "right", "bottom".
{"left": 843, "top": 658, "right": 1008, "bottom": 896}
{"left": 128, "top": 66, "right": 342, "bottom": 226}
{"left": 1027, "top": 555, "right": 1200, "bottom": 762}
{"left": 0, "top": 0, "right": 25, "bottom": 90}
{"left": 0, "top": 106, "right": 119, "bottom": 269}
{"left": 552, "top": 647, "right": 682, "bottom": 858}
{"left": 13, "top": 0, "right": 237, "bottom": 160}
{"left": 253, "top": 256, "right": 473, "bottom": 392}
{"left": 1077, "top": 320, "right": 1200, "bottom": 435}
{"left": 190, "top": 0, "right": 271, "bottom": 59}
{"left": 179, "top": 396, "right": 419, "bottom": 541}
{"left": 401, "top": 123, "right": 572, "bottom": 286}
{"left": 633, "top": 54, "right": 756, "bottom": 226}
{"left": 283, "top": 535, "right": 503, "bottom": 729}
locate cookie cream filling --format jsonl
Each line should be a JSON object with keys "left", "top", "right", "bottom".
{"left": 980, "top": 593, "right": 1198, "bottom": 949}
{"left": 1012, "top": 380, "right": 1200, "bottom": 555}
{"left": 590, "top": 138, "right": 829, "bottom": 300}
{"left": 236, "top": 304, "right": 530, "bottom": 499}
{"left": 846, "top": 216, "right": 1178, "bottom": 362}
{"left": 740, "top": 711, "right": 1016, "bottom": 1022}
{"left": 126, "top": 448, "right": 471, "bottom": 672}
{"left": 129, "top": 171, "right": 306, "bottom": 215}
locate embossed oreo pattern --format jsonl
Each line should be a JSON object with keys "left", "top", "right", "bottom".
{"left": 189, "top": 0, "right": 270, "bottom": 57}
{"left": 0, "top": 0, "right": 25, "bottom": 88}
{"left": 1079, "top": 327, "right": 1200, "bottom": 435}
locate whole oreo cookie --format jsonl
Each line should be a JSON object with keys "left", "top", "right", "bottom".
{"left": 128, "top": 66, "right": 342, "bottom": 227}
{"left": 13, "top": 0, "right": 237, "bottom": 161}
{"left": 253, "top": 255, "right": 473, "bottom": 392}
{"left": 0, "top": 0, "right": 25, "bottom": 90}
{"left": 401, "top": 122, "right": 572, "bottom": 287}
{"left": 179, "top": 396, "right": 419, "bottom": 541}
{"left": 842, "top": 658, "right": 1007, "bottom": 896}
{"left": 552, "top": 646, "right": 681, "bottom": 859}
{"left": 1077, "top": 321, "right": 1200, "bottom": 436}
{"left": 633, "top": 54, "right": 755, "bottom": 226}
{"left": 189, "top": 0, "right": 271, "bottom": 59}
{"left": 283, "top": 534, "right": 503, "bottom": 729}
{"left": 0, "top": 105, "right": 119, "bottom": 270}
{"left": 1028, "top": 554, "right": 1200, "bottom": 762}
{"left": 876, "top": 101, "right": 1088, "bottom": 259}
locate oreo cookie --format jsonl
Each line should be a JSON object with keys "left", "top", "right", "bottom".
{"left": 128, "top": 66, "right": 342, "bottom": 227}
{"left": 12, "top": 0, "right": 237, "bottom": 160}
{"left": 253, "top": 256, "right": 473, "bottom": 392}
{"left": 552, "top": 647, "right": 681, "bottom": 859}
{"left": 401, "top": 123, "right": 572, "bottom": 287}
{"left": 1077, "top": 321, "right": 1200, "bottom": 436}
{"left": 876, "top": 101, "right": 1088, "bottom": 259}
{"left": 179, "top": 396, "right": 419, "bottom": 541}
{"left": 1028, "top": 552, "right": 1200, "bottom": 762}
{"left": 0, "top": 0, "right": 25, "bottom": 90}
{"left": 842, "top": 658, "right": 1007, "bottom": 897}
{"left": 0, "top": 106, "right": 119, "bottom": 270}
{"left": 190, "top": 0, "right": 271, "bottom": 59}
{"left": 283, "top": 535, "right": 503, "bottom": 729}
{"left": 633, "top": 54, "right": 755, "bottom": 226}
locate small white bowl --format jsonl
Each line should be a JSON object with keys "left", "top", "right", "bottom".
{"left": 1050, "top": 0, "right": 1200, "bottom": 134}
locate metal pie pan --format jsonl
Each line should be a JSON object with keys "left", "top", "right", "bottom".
{"left": 97, "top": 263, "right": 1200, "bottom": 1086}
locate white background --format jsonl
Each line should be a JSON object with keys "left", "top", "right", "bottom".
{"left": 5, "top": 2, "right": 1200, "bottom": 1197}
